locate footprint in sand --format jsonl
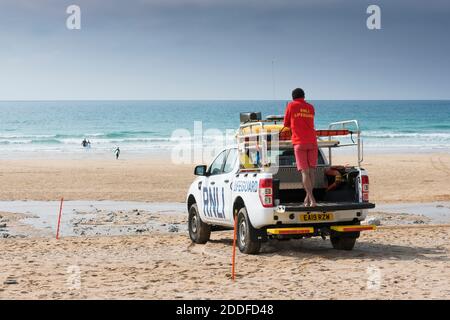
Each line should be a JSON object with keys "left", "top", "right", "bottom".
{"left": 186, "top": 242, "right": 196, "bottom": 252}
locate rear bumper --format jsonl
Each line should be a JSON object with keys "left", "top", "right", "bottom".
{"left": 277, "top": 202, "right": 376, "bottom": 212}
{"left": 249, "top": 203, "right": 375, "bottom": 229}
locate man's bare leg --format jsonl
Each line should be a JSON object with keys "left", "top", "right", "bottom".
{"left": 301, "top": 168, "right": 312, "bottom": 206}
{"left": 308, "top": 168, "right": 317, "bottom": 207}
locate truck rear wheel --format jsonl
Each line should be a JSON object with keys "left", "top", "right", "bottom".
{"left": 188, "top": 203, "right": 211, "bottom": 244}
{"left": 237, "top": 207, "right": 261, "bottom": 254}
{"left": 330, "top": 236, "right": 357, "bottom": 250}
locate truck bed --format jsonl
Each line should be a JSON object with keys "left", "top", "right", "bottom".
{"left": 280, "top": 202, "right": 376, "bottom": 212}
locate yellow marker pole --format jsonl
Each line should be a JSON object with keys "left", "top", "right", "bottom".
{"left": 231, "top": 216, "right": 238, "bottom": 281}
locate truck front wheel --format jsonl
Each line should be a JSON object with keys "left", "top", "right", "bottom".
{"left": 330, "top": 236, "right": 357, "bottom": 250}
{"left": 237, "top": 207, "right": 261, "bottom": 254}
{"left": 188, "top": 203, "right": 211, "bottom": 244}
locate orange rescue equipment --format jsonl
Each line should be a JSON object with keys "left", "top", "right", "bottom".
{"left": 316, "top": 129, "right": 350, "bottom": 137}
{"left": 325, "top": 166, "right": 345, "bottom": 191}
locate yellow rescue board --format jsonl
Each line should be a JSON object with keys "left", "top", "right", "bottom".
{"left": 241, "top": 124, "right": 289, "bottom": 134}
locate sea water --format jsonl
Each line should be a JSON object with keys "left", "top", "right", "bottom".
{"left": 0, "top": 100, "right": 449, "bottom": 157}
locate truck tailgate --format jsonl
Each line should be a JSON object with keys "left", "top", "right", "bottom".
{"left": 279, "top": 202, "right": 375, "bottom": 212}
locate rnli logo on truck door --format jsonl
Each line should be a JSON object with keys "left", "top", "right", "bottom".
{"left": 202, "top": 187, "right": 225, "bottom": 219}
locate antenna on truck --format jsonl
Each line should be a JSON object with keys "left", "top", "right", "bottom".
{"left": 271, "top": 59, "right": 276, "bottom": 100}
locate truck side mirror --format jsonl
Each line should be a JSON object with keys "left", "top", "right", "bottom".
{"left": 194, "top": 165, "right": 207, "bottom": 176}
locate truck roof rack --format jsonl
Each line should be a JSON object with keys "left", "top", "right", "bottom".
{"left": 236, "top": 115, "right": 364, "bottom": 167}
{"left": 265, "top": 115, "right": 284, "bottom": 122}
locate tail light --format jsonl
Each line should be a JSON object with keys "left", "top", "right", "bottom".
{"left": 361, "top": 175, "right": 369, "bottom": 202}
{"left": 259, "top": 178, "right": 273, "bottom": 208}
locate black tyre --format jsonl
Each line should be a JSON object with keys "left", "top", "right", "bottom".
{"left": 188, "top": 203, "right": 211, "bottom": 244}
{"left": 330, "top": 236, "right": 357, "bottom": 250}
{"left": 237, "top": 207, "right": 261, "bottom": 254}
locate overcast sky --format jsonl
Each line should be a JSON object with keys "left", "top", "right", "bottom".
{"left": 0, "top": 0, "right": 449, "bottom": 100}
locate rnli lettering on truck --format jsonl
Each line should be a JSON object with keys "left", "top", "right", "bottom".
{"left": 202, "top": 187, "right": 225, "bottom": 219}
{"left": 233, "top": 180, "right": 258, "bottom": 193}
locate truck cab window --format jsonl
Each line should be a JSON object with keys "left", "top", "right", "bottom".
{"left": 208, "top": 150, "right": 227, "bottom": 175}
{"left": 223, "top": 148, "right": 238, "bottom": 173}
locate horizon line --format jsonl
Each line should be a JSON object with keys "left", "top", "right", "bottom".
{"left": 1, "top": 99, "right": 450, "bottom": 102}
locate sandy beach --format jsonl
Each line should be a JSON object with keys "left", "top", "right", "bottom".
{"left": 2, "top": 0, "right": 450, "bottom": 303}
{"left": 0, "top": 153, "right": 449, "bottom": 203}
{"left": 0, "top": 152, "right": 449, "bottom": 299}
{"left": 1, "top": 222, "right": 449, "bottom": 299}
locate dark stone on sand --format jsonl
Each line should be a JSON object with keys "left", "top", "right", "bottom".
{"left": 4, "top": 279, "right": 18, "bottom": 285}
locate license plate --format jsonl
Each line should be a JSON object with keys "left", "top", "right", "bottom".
{"left": 300, "top": 213, "right": 334, "bottom": 222}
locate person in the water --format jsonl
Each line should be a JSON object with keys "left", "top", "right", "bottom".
{"left": 114, "top": 147, "right": 120, "bottom": 160}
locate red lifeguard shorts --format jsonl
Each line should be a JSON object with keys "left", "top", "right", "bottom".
{"left": 294, "top": 143, "right": 318, "bottom": 171}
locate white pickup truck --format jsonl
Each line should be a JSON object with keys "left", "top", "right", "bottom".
{"left": 186, "top": 113, "right": 376, "bottom": 254}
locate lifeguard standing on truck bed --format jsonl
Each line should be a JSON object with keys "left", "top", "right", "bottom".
{"left": 284, "top": 88, "right": 318, "bottom": 207}
{"left": 186, "top": 103, "right": 376, "bottom": 254}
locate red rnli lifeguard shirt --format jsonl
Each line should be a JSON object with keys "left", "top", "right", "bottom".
{"left": 283, "top": 98, "right": 317, "bottom": 145}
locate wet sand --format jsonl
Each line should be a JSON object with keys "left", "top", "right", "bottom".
{"left": 0, "top": 153, "right": 449, "bottom": 203}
